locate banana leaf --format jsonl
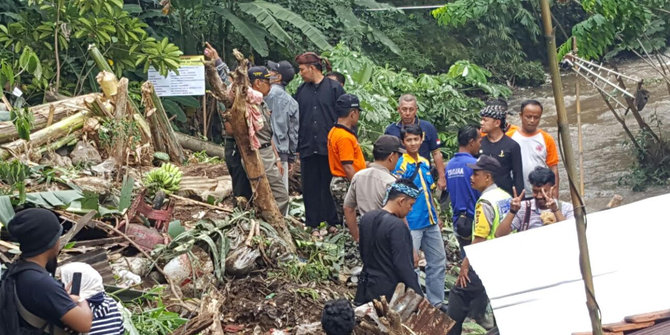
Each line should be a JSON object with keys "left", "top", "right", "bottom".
{"left": 0, "top": 196, "right": 15, "bottom": 228}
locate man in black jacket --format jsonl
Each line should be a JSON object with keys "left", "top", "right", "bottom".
{"left": 1, "top": 208, "right": 92, "bottom": 334}
{"left": 354, "top": 179, "right": 424, "bottom": 305}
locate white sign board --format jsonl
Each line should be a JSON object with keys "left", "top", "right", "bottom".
{"left": 148, "top": 55, "right": 205, "bottom": 97}
{"left": 465, "top": 193, "right": 670, "bottom": 335}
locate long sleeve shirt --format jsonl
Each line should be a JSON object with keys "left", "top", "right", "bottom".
{"left": 265, "top": 84, "right": 299, "bottom": 162}
{"left": 355, "top": 209, "right": 423, "bottom": 305}
{"left": 479, "top": 135, "right": 524, "bottom": 197}
{"left": 294, "top": 78, "right": 345, "bottom": 158}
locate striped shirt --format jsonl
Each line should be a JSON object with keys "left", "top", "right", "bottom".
{"left": 89, "top": 295, "right": 124, "bottom": 335}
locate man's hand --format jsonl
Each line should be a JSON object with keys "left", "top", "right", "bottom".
{"left": 277, "top": 160, "right": 284, "bottom": 176}
{"left": 413, "top": 249, "right": 420, "bottom": 268}
{"left": 511, "top": 186, "right": 526, "bottom": 213}
{"left": 456, "top": 265, "right": 470, "bottom": 288}
{"left": 437, "top": 176, "right": 446, "bottom": 190}
{"left": 204, "top": 42, "right": 220, "bottom": 61}
{"left": 543, "top": 186, "right": 558, "bottom": 212}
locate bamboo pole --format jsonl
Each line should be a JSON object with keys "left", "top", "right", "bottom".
{"left": 539, "top": 1, "right": 602, "bottom": 334}
{"left": 573, "top": 37, "right": 585, "bottom": 196}
{"left": 0, "top": 110, "right": 90, "bottom": 160}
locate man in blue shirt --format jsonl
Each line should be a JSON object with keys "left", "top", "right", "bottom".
{"left": 446, "top": 125, "right": 482, "bottom": 257}
{"left": 393, "top": 124, "right": 446, "bottom": 308}
{"left": 385, "top": 94, "right": 446, "bottom": 191}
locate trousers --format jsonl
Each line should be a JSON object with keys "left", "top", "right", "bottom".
{"left": 330, "top": 176, "right": 350, "bottom": 223}
{"left": 300, "top": 154, "right": 339, "bottom": 228}
{"left": 224, "top": 139, "right": 252, "bottom": 199}
{"left": 447, "top": 268, "right": 489, "bottom": 335}
{"left": 259, "top": 146, "right": 289, "bottom": 215}
{"left": 410, "top": 224, "right": 446, "bottom": 306}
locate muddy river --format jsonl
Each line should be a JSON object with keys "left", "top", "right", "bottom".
{"left": 506, "top": 54, "right": 670, "bottom": 212}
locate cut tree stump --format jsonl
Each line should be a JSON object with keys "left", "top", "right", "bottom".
{"left": 204, "top": 50, "right": 295, "bottom": 252}
{"left": 142, "top": 82, "right": 186, "bottom": 163}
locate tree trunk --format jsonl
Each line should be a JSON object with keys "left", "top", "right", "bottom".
{"left": 175, "top": 132, "right": 226, "bottom": 159}
{"left": 141, "top": 82, "right": 186, "bottom": 163}
{"left": 0, "top": 110, "right": 90, "bottom": 160}
{"left": 205, "top": 51, "right": 295, "bottom": 252}
{"left": 0, "top": 93, "right": 99, "bottom": 144}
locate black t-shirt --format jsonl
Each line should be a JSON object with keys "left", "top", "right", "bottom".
{"left": 479, "top": 135, "right": 524, "bottom": 196}
{"left": 355, "top": 209, "right": 423, "bottom": 305}
{"left": 15, "top": 265, "right": 77, "bottom": 328}
{"left": 294, "top": 77, "right": 345, "bottom": 158}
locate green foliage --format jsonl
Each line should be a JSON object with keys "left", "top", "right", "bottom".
{"left": 0, "top": 159, "right": 30, "bottom": 204}
{"left": 97, "top": 118, "right": 142, "bottom": 152}
{"left": 9, "top": 104, "right": 33, "bottom": 141}
{"left": 0, "top": 0, "right": 182, "bottom": 101}
{"left": 620, "top": 114, "right": 670, "bottom": 191}
{"left": 321, "top": 44, "right": 510, "bottom": 156}
{"left": 142, "top": 162, "right": 183, "bottom": 196}
{"left": 120, "top": 286, "right": 187, "bottom": 335}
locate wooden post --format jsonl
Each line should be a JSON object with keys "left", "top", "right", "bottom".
{"left": 573, "top": 37, "right": 585, "bottom": 196}
{"left": 202, "top": 94, "right": 208, "bottom": 139}
{"left": 204, "top": 51, "right": 295, "bottom": 252}
{"left": 539, "top": 1, "right": 603, "bottom": 334}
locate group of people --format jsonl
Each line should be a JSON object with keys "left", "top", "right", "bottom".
{"left": 201, "top": 47, "right": 575, "bottom": 333}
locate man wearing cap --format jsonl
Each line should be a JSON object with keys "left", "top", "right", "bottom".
{"left": 248, "top": 65, "right": 290, "bottom": 215}
{"left": 384, "top": 93, "right": 446, "bottom": 191}
{"left": 204, "top": 42, "right": 252, "bottom": 200}
{"left": 294, "top": 52, "right": 345, "bottom": 231}
{"left": 266, "top": 60, "right": 299, "bottom": 192}
{"left": 1, "top": 208, "right": 93, "bottom": 334}
{"left": 354, "top": 179, "right": 424, "bottom": 305}
{"left": 327, "top": 93, "right": 366, "bottom": 231}
{"left": 343, "top": 135, "right": 404, "bottom": 242}
{"left": 447, "top": 155, "right": 512, "bottom": 335}
{"left": 479, "top": 99, "right": 524, "bottom": 197}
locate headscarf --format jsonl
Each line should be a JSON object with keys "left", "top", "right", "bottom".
{"left": 58, "top": 262, "right": 105, "bottom": 301}
{"left": 479, "top": 103, "right": 508, "bottom": 120}
{"left": 382, "top": 182, "right": 421, "bottom": 205}
{"left": 294, "top": 52, "right": 332, "bottom": 72}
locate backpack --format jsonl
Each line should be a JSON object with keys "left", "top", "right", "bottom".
{"left": 0, "top": 261, "right": 72, "bottom": 335}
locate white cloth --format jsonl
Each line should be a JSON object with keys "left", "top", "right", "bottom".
{"left": 59, "top": 262, "right": 105, "bottom": 300}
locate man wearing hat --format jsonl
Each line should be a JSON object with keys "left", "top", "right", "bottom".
{"left": 1, "top": 208, "right": 93, "bottom": 334}
{"left": 266, "top": 60, "right": 299, "bottom": 193}
{"left": 343, "top": 135, "right": 404, "bottom": 242}
{"left": 447, "top": 155, "right": 512, "bottom": 335}
{"left": 479, "top": 99, "right": 524, "bottom": 197}
{"left": 327, "top": 93, "right": 365, "bottom": 233}
{"left": 294, "top": 52, "right": 345, "bottom": 232}
{"left": 248, "top": 65, "right": 290, "bottom": 215}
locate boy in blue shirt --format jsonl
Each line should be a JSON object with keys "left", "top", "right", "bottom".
{"left": 446, "top": 125, "right": 482, "bottom": 257}
{"left": 393, "top": 124, "right": 446, "bottom": 308}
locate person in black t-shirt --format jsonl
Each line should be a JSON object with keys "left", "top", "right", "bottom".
{"left": 1, "top": 208, "right": 92, "bottom": 334}
{"left": 478, "top": 100, "right": 524, "bottom": 196}
{"left": 354, "top": 179, "right": 424, "bottom": 305}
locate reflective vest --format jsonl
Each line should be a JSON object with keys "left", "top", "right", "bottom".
{"left": 473, "top": 186, "right": 512, "bottom": 240}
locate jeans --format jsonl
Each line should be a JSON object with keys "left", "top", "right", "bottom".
{"left": 410, "top": 224, "right": 447, "bottom": 306}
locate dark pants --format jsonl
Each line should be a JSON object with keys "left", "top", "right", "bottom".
{"left": 447, "top": 268, "right": 489, "bottom": 335}
{"left": 300, "top": 154, "right": 339, "bottom": 228}
{"left": 224, "top": 139, "right": 252, "bottom": 199}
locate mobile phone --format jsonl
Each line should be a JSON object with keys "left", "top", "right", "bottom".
{"left": 71, "top": 272, "right": 82, "bottom": 296}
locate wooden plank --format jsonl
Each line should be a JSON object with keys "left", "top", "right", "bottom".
{"left": 628, "top": 320, "right": 670, "bottom": 335}
{"left": 572, "top": 332, "right": 623, "bottom": 335}
{"left": 625, "top": 310, "right": 670, "bottom": 323}
{"left": 603, "top": 321, "right": 655, "bottom": 332}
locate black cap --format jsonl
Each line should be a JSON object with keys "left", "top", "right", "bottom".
{"left": 8, "top": 208, "right": 63, "bottom": 257}
{"left": 248, "top": 66, "right": 271, "bottom": 82}
{"left": 467, "top": 155, "right": 501, "bottom": 173}
{"left": 374, "top": 135, "right": 406, "bottom": 155}
{"left": 335, "top": 94, "right": 361, "bottom": 117}
{"left": 267, "top": 60, "right": 295, "bottom": 85}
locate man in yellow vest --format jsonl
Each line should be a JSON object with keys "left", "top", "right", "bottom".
{"left": 447, "top": 154, "right": 511, "bottom": 335}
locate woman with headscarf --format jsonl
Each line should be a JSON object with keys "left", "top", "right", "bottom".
{"left": 59, "top": 262, "right": 124, "bottom": 335}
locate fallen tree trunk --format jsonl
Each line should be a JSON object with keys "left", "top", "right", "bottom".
{"left": 175, "top": 132, "right": 225, "bottom": 159}
{"left": 142, "top": 82, "right": 186, "bottom": 163}
{"left": 0, "top": 93, "right": 99, "bottom": 144}
{"left": 0, "top": 110, "right": 90, "bottom": 160}
{"left": 206, "top": 50, "right": 295, "bottom": 252}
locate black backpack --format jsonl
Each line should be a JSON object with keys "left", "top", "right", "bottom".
{"left": 0, "top": 261, "right": 70, "bottom": 335}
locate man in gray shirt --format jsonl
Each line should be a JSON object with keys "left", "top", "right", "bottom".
{"left": 266, "top": 60, "right": 299, "bottom": 191}
{"left": 343, "top": 135, "right": 404, "bottom": 242}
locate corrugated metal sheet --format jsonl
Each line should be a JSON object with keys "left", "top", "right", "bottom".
{"left": 629, "top": 320, "right": 670, "bottom": 335}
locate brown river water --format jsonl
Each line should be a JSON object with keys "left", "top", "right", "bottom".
{"left": 506, "top": 55, "right": 670, "bottom": 212}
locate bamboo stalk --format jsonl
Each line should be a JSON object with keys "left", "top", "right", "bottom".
{"left": 35, "top": 129, "right": 82, "bottom": 156}
{"left": 0, "top": 110, "right": 90, "bottom": 160}
{"left": 142, "top": 82, "right": 186, "bottom": 163}
{"left": 0, "top": 93, "right": 99, "bottom": 144}
{"left": 539, "top": 1, "right": 602, "bottom": 334}
{"left": 573, "top": 37, "right": 585, "bottom": 196}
